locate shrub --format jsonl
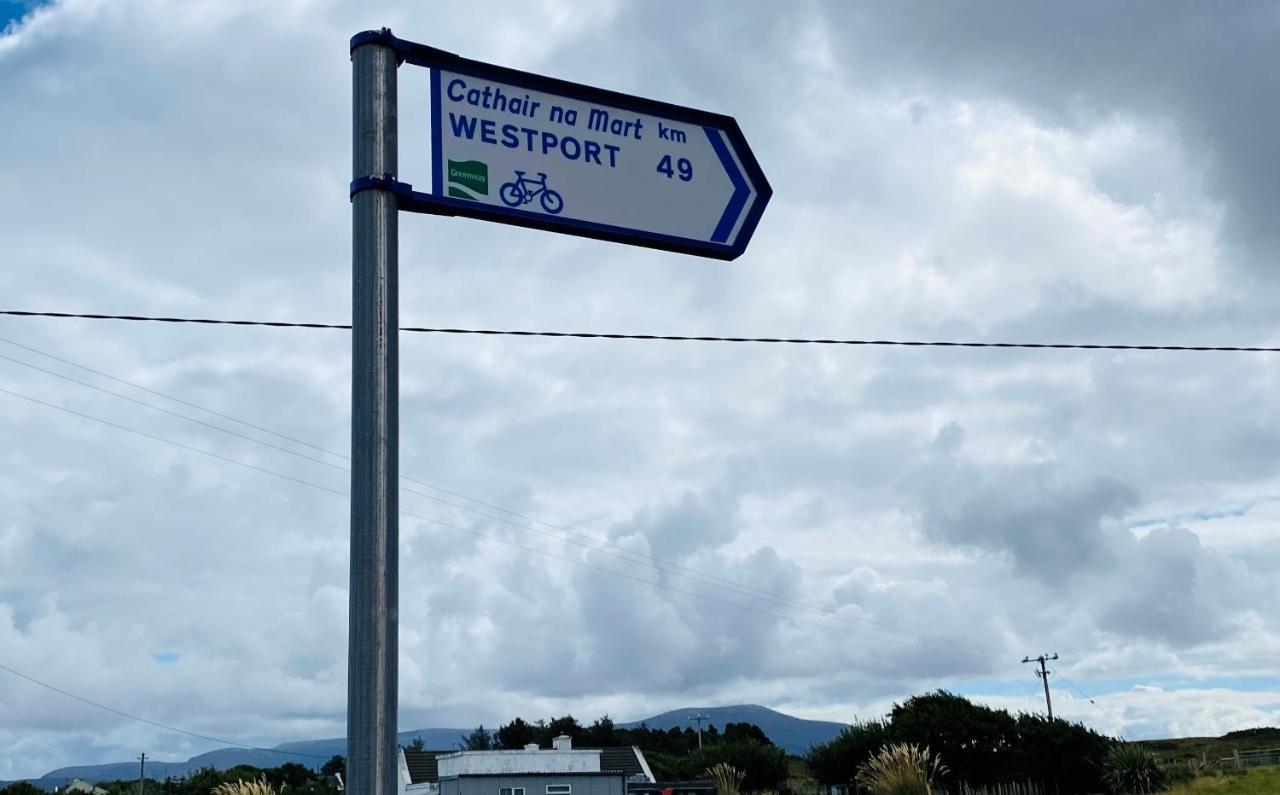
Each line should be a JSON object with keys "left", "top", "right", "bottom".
{"left": 1103, "top": 743, "right": 1168, "bottom": 794}
{"left": 808, "top": 720, "right": 891, "bottom": 787}
{"left": 887, "top": 691, "right": 1014, "bottom": 788}
{"left": 1005, "top": 713, "right": 1110, "bottom": 793}
{"left": 683, "top": 741, "right": 789, "bottom": 792}
{"left": 705, "top": 763, "right": 745, "bottom": 795}
{"left": 855, "top": 743, "right": 948, "bottom": 795}
{"left": 212, "top": 777, "right": 278, "bottom": 795}
{"left": 807, "top": 692, "right": 1112, "bottom": 793}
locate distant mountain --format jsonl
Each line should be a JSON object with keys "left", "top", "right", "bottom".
{"left": 269, "top": 728, "right": 471, "bottom": 764}
{"left": 27, "top": 729, "right": 467, "bottom": 790}
{"left": 622, "top": 704, "right": 847, "bottom": 755}
{"left": 18, "top": 704, "right": 848, "bottom": 788}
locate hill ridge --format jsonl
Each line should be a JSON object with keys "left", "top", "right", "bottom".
{"left": 618, "top": 703, "right": 846, "bottom": 754}
{"left": 18, "top": 704, "right": 847, "bottom": 788}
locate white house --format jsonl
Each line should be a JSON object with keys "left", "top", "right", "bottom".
{"left": 399, "top": 736, "right": 654, "bottom": 795}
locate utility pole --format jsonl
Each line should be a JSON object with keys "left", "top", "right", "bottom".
{"left": 1022, "top": 653, "right": 1059, "bottom": 720}
{"left": 690, "top": 713, "right": 710, "bottom": 749}
{"left": 137, "top": 753, "right": 146, "bottom": 795}
{"left": 349, "top": 30, "right": 400, "bottom": 795}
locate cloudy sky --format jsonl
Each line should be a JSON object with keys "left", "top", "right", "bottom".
{"left": 2, "top": 0, "right": 1279, "bottom": 779}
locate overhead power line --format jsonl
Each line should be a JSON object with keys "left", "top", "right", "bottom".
{"left": 3, "top": 310, "right": 1277, "bottom": 352}
{"left": 4, "top": 342, "right": 1272, "bottom": 682}
{"left": 1057, "top": 675, "right": 1129, "bottom": 739}
{"left": 0, "top": 359, "right": 1263, "bottom": 739}
{"left": 0, "top": 381, "right": 998, "bottom": 659}
{"left": 0, "top": 336, "right": 995, "bottom": 657}
{"left": 0, "top": 385, "right": 347, "bottom": 497}
{"left": 0, "top": 661, "right": 328, "bottom": 760}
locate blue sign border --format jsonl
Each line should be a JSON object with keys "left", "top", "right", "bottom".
{"left": 352, "top": 30, "right": 772, "bottom": 261}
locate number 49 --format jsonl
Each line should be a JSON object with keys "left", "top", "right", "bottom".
{"left": 657, "top": 155, "right": 693, "bottom": 182}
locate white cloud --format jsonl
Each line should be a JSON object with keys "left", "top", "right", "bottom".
{"left": 2, "top": 0, "right": 1278, "bottom": 780}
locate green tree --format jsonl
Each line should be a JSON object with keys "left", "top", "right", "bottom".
{"left": 887, "top": 690, "right": 1015, "bottom": 789}
{"left": 462, "top": 725, "right": 495, "bottom": 750}
{"left": 497, "top": 717, "right": 539, "bottom": 749}
{"left": 167, "top": 766, "right": 230, "bottom": 795}
{"left": 99, "top": 780, "right": 163, "bottom": 795}
{"left": 641, "top": 750, "right": 684, "bottom": 782}
{"left": 547, "top": 715, "right": 583, "bottom": 742}
{"left": 320, "top": 756, "right": 346, "bottom": 778}
{"left": 1, "top": 782, "right": 45, "bottom": 795}
{"left": 806, "top": 691, "right": 1113, "bottom": 794}
{"left": 1007, "top": 714, "right": 1110, "bottom": 794}
{"left": 263, "top": 762, "right": 313, "bottom": 792}
{"left": 583, "top": 715, "right": 617, "bottom": 747}
{"left": 723, "top": 723, "right": 772, "bottom": 747}
{"left": 680, "top": 741, "right": 788, "bottom": 792}
{"left": 807, "top": 720, "right": 891, "bottom": 787}
{"left": 668, "top": 727, "right": 692, "bottom": 753}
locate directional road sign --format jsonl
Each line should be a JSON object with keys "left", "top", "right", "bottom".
{"left": 428, "top": 57, "right": 771, "bottom": 260}
{"left": 347, "top": 28, "right": 770, "bottom": 795}
{"left": 351, "top": 33, "right": 771, "bottom": 260}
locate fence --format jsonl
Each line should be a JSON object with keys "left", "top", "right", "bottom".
{"left": 820, "top": 782, "right": 1046, "bottom": 795}
{"left": 1233, "top": 748, "right": 1280, "bottom": 769}
{"left": 956, "top": 783, "right": 1045, "bottom": 795}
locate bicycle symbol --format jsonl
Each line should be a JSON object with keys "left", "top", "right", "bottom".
{"left": 499, "top": 171, "right": 564, "bottom": 215}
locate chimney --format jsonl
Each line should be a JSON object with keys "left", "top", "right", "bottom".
{"left": 524, "top": 743, "right": 541, "bottom": 751}
{"left": 552, "top": 735, "right": 572, "bottom": 751}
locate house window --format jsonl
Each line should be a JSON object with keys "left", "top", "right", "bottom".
{"left": 547, "top": 786, "right": 572, "bottom": 795}
{"left": 500, "top": 788, "right": 525, "bottom": 795}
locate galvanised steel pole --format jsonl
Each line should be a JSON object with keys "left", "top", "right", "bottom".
{"left": 349, "top": 33, "right": 399, "bottom": 795}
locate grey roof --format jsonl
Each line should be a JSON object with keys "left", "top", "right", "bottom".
{"left": 598, "top": 748, "right": 646, "bottom": 778}
{"left": 413, "top": 747, "right": 649, "bottom": 783}
{"left": 403, "top": 749, "right": 442, "bottom": 784}
{"left": 444, "top": 772, "right": 627, "bottom": 779}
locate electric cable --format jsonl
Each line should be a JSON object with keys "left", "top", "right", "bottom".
{"left": 0, "top": 337, "right": 994, "bottom": 656}
{"left": 0, "top": 662, "right": 329, "bottom": 760}
{"left": 0, "top": 382, "right": 1000, "bottom": 660}
{"left": 4, "top": 310, "right": 1277, "bottom": 352}
{"left": 0, "top": 385, "right": 347, "bottom": 498}
{"left": 4, "top": 382, "right": 1256, "bottom": 745}
{"left": 5, "top": 344, "right": 1272, "bottom": 678}
{"left": 1058, "top": 676, "right": 1129, "bottom": 739}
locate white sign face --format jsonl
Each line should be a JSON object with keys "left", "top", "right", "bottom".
{"left": 429, "top": 65, "right": 769, "bottom": 259}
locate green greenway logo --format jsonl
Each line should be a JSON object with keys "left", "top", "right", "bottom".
{"left": 448, "top": 159, "right": 488, "bottom": 200}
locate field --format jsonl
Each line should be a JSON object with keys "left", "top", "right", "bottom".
{"left": 1140, "top": 727, "right": 1280, "bottom": 769}
{"left": 1166, "top": 767, "right": 1280, "bottom": 794}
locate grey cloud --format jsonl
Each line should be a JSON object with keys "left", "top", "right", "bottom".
{"left": 1101, "top": 525, "right": 1262, "bottom": 646}
{"left": 907, "top": 423, "right": 1138, "bottom": 580}
{"left": 902, "top": 423, "right": 1278, "bottom": 652}
{"left": 609, "top": 488, "right": 740, "bottom": 561}
{"left": 816, "top": 1, "right": 1280, "bottom": 269}
{"left": 4, "top": 0, "right": 1280, "bottom": 775}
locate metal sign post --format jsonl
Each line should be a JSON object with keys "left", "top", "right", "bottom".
{"left": 349, "top": 35, "right": 399, "bottom": 795}
{"left": 347, "top": 28, "right": 769, "bottom": 795}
